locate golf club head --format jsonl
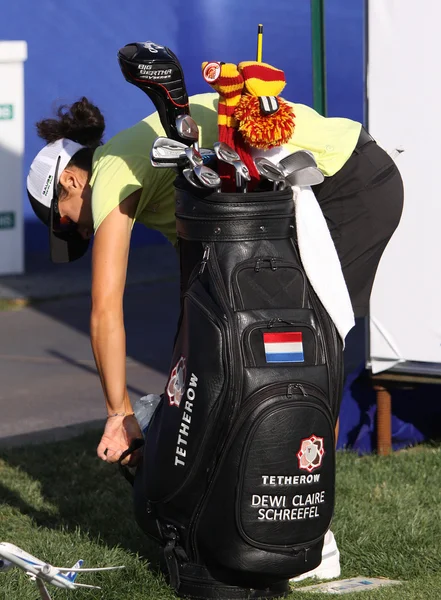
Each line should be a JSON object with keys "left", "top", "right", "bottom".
{"left": 151, "top": 137, "right": 189, "bottom": 161}
{"left": 199, "top": 148, "right": 216, "bottom": 165}
{"left": 176, "top": 115, "right": 200, "bottom": 150}
{"left": 213, "top": 142, "right": 250, "bottom": 191}
{"left": 213, "top": 141, "right": 241, "bottom": 163}
{"left": 231, "top": 160, "right": 251, "bottom": 192}
{"left": 232, "top": 160, "right": 251, "bottom": 181}
{"left": 185, "top": 146, "right": 204, "bottom": 168}
{"left": 150, "top": 154, "right": 181, "bottom": 169}
{"left": 117, "top": 41, "right": 190, "bottom": 142}
{"left": 183, "top": 168, "right": 204, "bottom": 188}
{"left": 279, "top": 150, "right": 318, "bottom": 176}
{"left": 286, "top": 166, "right": 325, "bottom": 187}
{"left": 193, "top": 165, "right": 221, "bottom": 190}
{"left": 254, "top": 157, "right": 287, "bottom": 189}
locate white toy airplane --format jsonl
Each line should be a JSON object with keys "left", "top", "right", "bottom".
{"left": 0, "top": 542, "right": 125, "bottom": 599}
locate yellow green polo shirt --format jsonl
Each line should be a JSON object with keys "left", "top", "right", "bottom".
{"left": 90, "top": 92, "right": 361, "bottom": 244}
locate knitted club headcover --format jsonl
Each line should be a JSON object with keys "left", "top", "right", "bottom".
{"left": 202, "top": 62, "right": 244, "bottom": 190}
{"left": 201, "top": 61, "right": 263, "bottom": 187}
{"left": 236, "top": 61, "right": 295, "bottom": 150}
{"left": 239, "top": 61, "right": 286, "bottom": 97}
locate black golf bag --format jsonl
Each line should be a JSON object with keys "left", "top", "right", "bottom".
{"left": 132, "top": 179, "right": 344, "bottom": 599}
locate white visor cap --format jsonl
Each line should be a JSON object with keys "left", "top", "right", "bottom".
{"left": 26, "top": 138, "right": 86, "bottom": 208}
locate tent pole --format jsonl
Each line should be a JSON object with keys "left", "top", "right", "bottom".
{"left": 311, "top": 0, "right": 327, "bottom": 116}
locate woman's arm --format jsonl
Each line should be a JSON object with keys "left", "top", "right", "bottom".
{"left": 90, "top": 189, "right": 142, "bottom": 462}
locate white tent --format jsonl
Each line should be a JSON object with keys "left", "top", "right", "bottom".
{"left": 367, "top": 0, "right": 441, "bottom": 375}
{"left": 0, "top": 41, "right": 27, "bottom": 275}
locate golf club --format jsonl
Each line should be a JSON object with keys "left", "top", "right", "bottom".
{"left": 117, "top": 41, "right": 191, "bottom": 143}
{"left": 279, "top": 150, "right": 318, "bottom": 172}
{"left": 285, "top": 166, "right": 325, "bottom": 187}
{"left": 150, "top": 157, "right": 181, "bottom": 169}
{"left": 193, "top": 165, "right": 222, "bottom": 191}
{"left": 278, "top": 150, "right": 324, "bottom": 186}
{"left": 182, "top": 168, "right": 204, "bottom": 189}
{"left": 213, "top": 142, "right": 251, "bottom": 192}
{"left": 185, "top": 146, "right": 204, "bottom": 168}
{"left": 176, "top": 115, "right": 200, "bottom": 151}
{"left": 198, "top": 148, "right": 216, "bottom": 166}
{"left": 151, "top": 137, "right": 189, "bottom": 161}
{"left": 254, "top": 157, "right": 287, "bottom": 190}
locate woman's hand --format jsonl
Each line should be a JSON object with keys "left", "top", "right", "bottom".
{"left": 97, "top": 414, "right": 143, "bottom": 466}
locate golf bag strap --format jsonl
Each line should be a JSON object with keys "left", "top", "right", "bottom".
{"left": 176, "top": 215, "right": 294, "bottom": 242}
{"left": 118, "top": 437, "right": 145, "bottom": 486}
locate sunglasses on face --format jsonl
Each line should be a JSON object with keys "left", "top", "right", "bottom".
{"left": 51, "top": 156, "right": 78, "bottom": 235}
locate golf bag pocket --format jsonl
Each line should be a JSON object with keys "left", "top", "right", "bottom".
{"left": 232, "top": 258, "right": 307, "bottom": 310}
{"left": 237, "top": 308, "right": 325, "bottom": 368}
{"left": 195, "top": 382, "right": 335, "bottom": 582}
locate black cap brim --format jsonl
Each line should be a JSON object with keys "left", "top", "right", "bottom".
{"left": 27, "top": 190, "right": 90, "bottom": 263}
{"left": 49, "top": 200, "right": 90, "bottom": 263}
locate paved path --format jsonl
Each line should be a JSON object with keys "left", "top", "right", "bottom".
{"left": 0, "top": 244, "right": 180, "bottom": 447}
{"left": 0, "top": 243, "right": 368, "bottom": 449}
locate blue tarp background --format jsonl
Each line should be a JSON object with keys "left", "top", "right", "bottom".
{"left": 0, "top": 0, "right": 365, "bottom": 247}
{"left": 2, "top": 0, "right": 438, "bottom": 452}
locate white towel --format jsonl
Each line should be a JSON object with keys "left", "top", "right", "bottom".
{"left": 251, "top": 146, "right": 355, "bottom": 342}
{"left": 292, "top": 185, "right": 355, "bottom": 343}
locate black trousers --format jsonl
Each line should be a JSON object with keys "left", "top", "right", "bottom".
{"left": 178, "top": 134, "right": 404, "bottom": 319}
{"left": 314, "top": 137, "right": 404, "bottom": 318}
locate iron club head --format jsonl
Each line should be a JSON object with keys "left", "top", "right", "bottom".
{"left": 182, "top": 168, "right": 205, "bottom": 188}
{"left": 213, "top": 142, "right": 251, "bottom": 192}
{"left": 254, "top": 157, "right": 287, "bottom": 190}
{"left": 213, "top": 141, "right": 240, "bottom": 162}
{"left": 193, "top": 165, "right": 222, "bottom": 191}
{"left": 184, "top": 146, "right": 204, "bottom": 168}
{"left": 285, "top": 166, "right": 325, "bottom": 187}
{"left": 151, "top": 137, "right": 189, "bottom": 161}
{"left": 278, "top": 150, "right": 318, "bottom": 175}
{"left": 176, "top": 115, "right": 200, "bottom": 150}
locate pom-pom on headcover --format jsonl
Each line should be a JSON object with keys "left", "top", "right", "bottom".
{"left": 235, "top": 95, "right": 295, "bottom": 150}
{"left": 236, "top": 61, "right": 295, "bottom": 150}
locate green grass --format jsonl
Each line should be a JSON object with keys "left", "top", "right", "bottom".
{"left": 1, "top": 433, "right": 440, "bottom": 600}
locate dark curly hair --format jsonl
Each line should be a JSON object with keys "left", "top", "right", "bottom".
{"left": 36, "top": 96, "right": 105, "bottom": 147}
{"left": 36, "top": 97, "right": 106, "bottom": 176}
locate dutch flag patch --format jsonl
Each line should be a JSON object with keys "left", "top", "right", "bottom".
{"left": 263, "top": 331, "right": 304, "bottom": 363}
